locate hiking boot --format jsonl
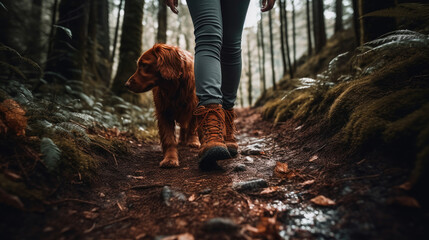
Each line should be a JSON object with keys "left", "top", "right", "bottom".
{"left": 223, "top": 108, "right": 238, "bottom": 157}
{"left": 193, "top": 104, "right": 231, "bottom": 170}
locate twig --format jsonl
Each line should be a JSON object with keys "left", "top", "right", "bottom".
{"left": 129, "top": 184, "right": 165, "bottom": 190}
{"left": 46, "top": 198, "right": 100, "bottom": 206}
{"left": 309, "top": 144, "right": 327, "bottom": 155}
{"left": 337, "top": 173, "right": 381, "bottom": 182}
{"left": 95, "top": 216, "right": 131, "bottom": 230}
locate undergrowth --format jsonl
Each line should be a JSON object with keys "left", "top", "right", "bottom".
{"left": 0, "top": 43, "right": 157, "bottom": 205}
{"left": 260, "top": 30, "right": 429, "bottom": 196}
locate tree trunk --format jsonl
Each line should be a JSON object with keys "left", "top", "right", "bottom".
{"left": 47, "top": 0, "right": 59, "bottom": 59}
{"left": 268, "top": 10, "right": 276, "bottom": 90}
{"left": 335, "top": 0, "right": 344, "bottom": 33}
{"left": 351, "top": 0, "right": 360, "bottom": 46}
{"left": 239, "top": 82, "right": 244, "bottom": 107}
{"left": 259, "top": 15, "right": 267, "bottom": 94}
{"left": 312, "top": 0, "right": 327, "bottom": 53}
{"left": 111, "top": 0, "right": 124, "bottom": 63}
{"left": 45, "top": 0, "right": 90, "bottom": 82}
{"left": 306, "top": 0, "right": 313, "bottom": 56}
{"left": 111, "top": 0, "right": 145, "bottom": 100}
{"left": 291, "top": 0, "right": 297, "bottom": 71}
{"left": 96, "top": 0, "right": 111, "bottom": 83}
{"left": 279, "top": 0, "right": 288, "bottom": 77}
{"left": 281, "top": 0, "right": 294, "bottom": 78}
{"left": 257, "top": 18, "right": 265, "bottom": 96}
{"left": 27, "top": 0, "right": 43, "bottom": 63}
{"left": 247, "top": 35, "right": 252, "bottom": 107}
{"left": 157, "top": 0, "right": 167, "bottom": 43}
{"left": 358, "top": 0, "right": 396, "bottom": 44}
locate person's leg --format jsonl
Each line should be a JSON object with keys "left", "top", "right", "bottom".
{"left": 187, "top": 0, "right": 231, "bottom": 170}
{"left": 186, "top": 0, "right": 223, "bottom": 106}
{"left": 220, "top": 0, "right": 250, "bottom": 157}
{"left": 220, "top": 0, "right": 250, "bottom": 109}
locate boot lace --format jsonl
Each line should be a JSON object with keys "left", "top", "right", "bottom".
{"left": 224, "top": 109, "right": 237, "bottom": 140}
{"left": 194, "top": 107, "right": 224, "bottom": 143}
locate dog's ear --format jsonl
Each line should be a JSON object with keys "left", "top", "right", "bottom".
{"left": 153, "top": 44, "right": 184, "bottom": 80}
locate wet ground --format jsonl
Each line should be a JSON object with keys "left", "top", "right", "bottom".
{"left": 1, "top": 108, "right": 428, "bottom": 239}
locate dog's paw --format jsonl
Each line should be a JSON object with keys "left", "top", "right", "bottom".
{"left": 187, "top": 140, "right": 201, "bottom": 148}
{"left": 159, "top": 157, "right": 180, "bottom": 168}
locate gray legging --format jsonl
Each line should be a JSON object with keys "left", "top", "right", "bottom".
{"left": 186, "top": 0, "right": 250, "bottom": 109}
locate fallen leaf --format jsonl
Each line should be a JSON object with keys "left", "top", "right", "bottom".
{"left": 3, "top": 170, "right": 22, "bottom": 181}
{"left": 188, "top": 194, "right": 196, "bottom": 202}
{"left": 274, "top": 162, "right": 296, "bottom": 179}
{"left": 260, "top": 186, "right": 280, "bottom": 195}
{"left": 161, "top": 233, "right": 194, "bottom": 240}
{"left": 245, "top": 216, "right": 281, "bottom": 238}
{"left": 82, "top": 211, "right": 99, "bottom": 220}
{"left": 275, "top": 162, "right": 288, "bottom": 173}
{"left": 310, "top": 195, "right": 336, "bottom": 206}
{"left": 308, "top": 155, "right": 319, "bottom": 162}
{"left": 300, "top": 180, "right": 315, "bottom": 186}
{"left": 127, "top": 175, "right": 145, "bottom": 180}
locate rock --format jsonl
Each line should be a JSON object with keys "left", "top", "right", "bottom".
{"left": 241, "top": 143, "right": 264, "bottom": 155}
{"left": 233, "top": 164, "right": 246, "bottom": 172}
{"left": 199, "top": 188, "right": 212, "bottom": 195}
{"left": 232, "top": 179, "right": 268, "bottom": 192}
{"left": 161, "top": 186, "right": 186, "bottom": 206}
{"left": 202, "top": 218, "right": 240, "bottom": 233}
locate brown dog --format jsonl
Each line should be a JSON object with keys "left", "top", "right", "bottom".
{"left": 125, "top": 44, "right": 200, "bottom": 168}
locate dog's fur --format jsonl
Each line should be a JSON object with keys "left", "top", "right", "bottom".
{"left": 125, "top": 44, "right": 200, "bottom": 168}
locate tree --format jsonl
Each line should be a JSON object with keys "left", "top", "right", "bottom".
{"left": 335, "top": 0, "right": 344, "bottom": 33}
{"left": 351, "top": 0, "right": 360, "bottom": 45}
{"left": 258, "top": 16, "right": 267, "bottom": 94}
{"left": 279, "top": 0, "right": 288, "bottom": 77}
{"left": 268, "top": 10, "right": 276, "bottom": 90}
{"left": 111, "top": 0, "right": 124, "bottom": 63}
{"left": 247, "top": 34, "right": 252, "bottom": 106}
{"left": 45, "top": 0, "right": 90, "bottom": 82}
{"left": 312, "top": 0, "right": 327, "bottom": 53}
{"left": 27, "top": 0, "right": 43, "bottom": 63}
{"left": 111, "top": 0, "right": 145, "bottom": 100}
{"left": 280, "top": 0, "right": 293, "bottom": 78}
{"left": 306, "top": 0, "right": 313, "bottom": 56}
{"left": 358, "top": 0, "right": 396, "bottom": 44}
{"left": 291, "top": 0, "right": 297, "bottom": 71}
{"left": 157, "top": 0, "right": 167, "bottom": 43}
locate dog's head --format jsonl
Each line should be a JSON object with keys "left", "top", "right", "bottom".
{"left": 125, "top": 44, "right": 193, "bottom": 93}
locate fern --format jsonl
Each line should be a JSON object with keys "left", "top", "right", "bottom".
{"left": 40, "top": 137, "right": 61, "bottom": 171}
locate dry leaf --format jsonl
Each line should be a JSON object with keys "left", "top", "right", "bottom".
{"left": 308, "top": 155, "right": 319, "bottom": 162}
{"left": 310, "top": 195, "right": 336, "bottom": 206}
{"left": 0, "top": 99, "right": 27, "bottom": 136}
{"left": 245, "top": 216, "right": 281, "bottom": 238}
{"left": 161, "top": 233, "right": 194, "bottom": 240}
{"left": 300, "top": 180, "right": 315, "bottom": 186}
{"left": 0, "top": 188, "right": 24, "bottom": 209}
{"left": 82, "top": 211, "right": 99, "bottom": 220}
{"left": 274, "top": 162, "right": 296, "bottom": 179}
{"left": 275, "top": 162, "right": 288, "bottom": 173}
{"left": 188, "top": 194, "right": 196, "bottom": 202}
{"left": 260, "top": 186, "right": 279, "bottom": 195}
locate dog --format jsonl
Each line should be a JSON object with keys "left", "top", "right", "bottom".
{"left": 125, "top": 44, "right": 200, "bottom": 168}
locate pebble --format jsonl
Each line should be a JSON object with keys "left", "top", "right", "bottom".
{"left": 161, "top": 186, "right": 186, "bottom": 206}
{"left": 233, "top": 164, "right": 247, "bottom": 172}
{"left": 232, "top": 179, "right": 268, "bottom": 192}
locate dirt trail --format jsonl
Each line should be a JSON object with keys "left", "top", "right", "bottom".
{"left": 2, "top": 108, "right": 428, "bottom": 239}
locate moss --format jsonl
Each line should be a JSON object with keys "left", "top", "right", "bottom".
{"left": 262, "top": 98, "right": 283, "bottom": 120}
{"left": 54, "top": 137, "right": 98, "bottom": 181}
{"left": 342, "top": 89, "right": 429, "bottom": 148}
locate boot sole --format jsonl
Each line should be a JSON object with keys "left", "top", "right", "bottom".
{"left": 199, "top": 146, "right": 231, "bottom": 171}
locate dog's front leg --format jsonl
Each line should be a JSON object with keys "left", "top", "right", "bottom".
{"left": 157, "top": 115, "right": 179, "bottom": 168}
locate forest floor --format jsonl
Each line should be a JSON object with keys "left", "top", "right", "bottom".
{"left": 2, "top": 108, "right": 428, "bottom": 240}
